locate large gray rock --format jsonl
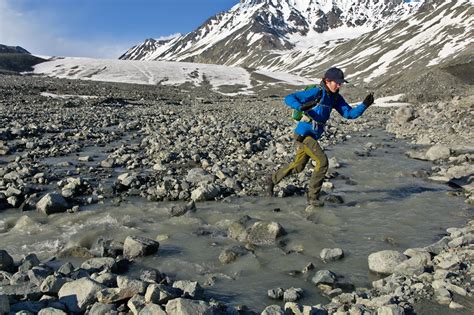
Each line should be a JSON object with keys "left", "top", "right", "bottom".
{"left": 138, "top": 303, "right": 167, "bottom": 315}
{"left": 261, "top": 305, "right": 285, "bottom": 315}
{"left": 368, "top": 250, "right": 407, "bottom": 274}
{"left": 311, "top": 270, "right": 337, "bottom": 285}
{"left": 320, "top": 248, "right": 344, "bottom": 261}
{"left": 165, "top": 298, "right": 211, "bottom": 315}
{"left": 425, "top": 145, "right": 451, "bottom": 161}
{"left": 186, "top": 168, "right": 215, "bottom": 184}
{"left": 96, "top": 287, "right": 136, "bottom": 304}
{"left": 37, "top": 308, "right": 67, "bottom": 315}
{"left": 127, "top": 294, "right": 146, "bottom": 315}
{"left": 376, "top": 304, "right": 405, "bottom": 315}
{"left": 191, "top": 183, "right": 221, "bottom": 201}
{"left": 81, "top": 257, "right": 117, "bottom": 272}
{"left": 246, "top": 221, "right": 286, "bottom": 245}
{"left": 393, "top": 252, "right": 431, "bottom": 276}
{"left": 36, "top": 193, "right": 69, "bottom": 215}
{"left": 58, "top": 278, "right": 105, "bottom": 313}
{"left": 172, "top": 280, "right": 203, "bottom": 299}
{"left": 0, "top": 250, "right": 15, "bottom": 272}
{"left": 145, "top": 284, "right": 181, "bottom": 304}
{"left": 123, "top": 236, "right": 159, "bottom": 259}
{"left": 88, "top": 302, "right": 117, "bottom": 315}
{"left": 116, "top": 276, "right": 147, "bottom": 295}
{"left": 40, "top": 275, "right": 68, "bottom": 294}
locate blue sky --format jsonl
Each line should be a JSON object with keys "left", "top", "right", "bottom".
{"left": 0, "top": 0, "right": 238, "bottom": 58}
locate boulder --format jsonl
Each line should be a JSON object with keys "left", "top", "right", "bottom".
{"left": 261, "top": 305, "right": 285, "bottom": 315}
{"left": 88, "top": 302, "right": 117, "bottom": 315}
{"left": 123, "top": 236, "right": 159, "bottom": 259}
{"left": 81, "top": 257, "right": 117, "bottom": 272}
{"left": 0, "top": 250, "right": 15, "bottom": 272}
{"left": 37, "top": 308, "right": 67, "bottom": 315}
{"left": 311, "top": 270, "right": 337, "bottom": 285}
{"left": 172, "top": 280, "right": 203, "bottom": 299}
{"left": 96, "top": 287, "right": 136, "bottom": 303}
{"left": 246, "top": 221, "right": 286, "bottom": 245}
{"left": 186, "top": 168, "right": 215, "bottom": 184}
{"left": 320, "top": 248, "right": 344, "bottom": 261}
{"left": 58, "top": 278, "right": 105, "bottom": 313}
{"left": 393, "top": 252, "right": 431, "bottom": 276}
{"left": 165, "top": 298, "right": 211, "bottom": 315}
{"left": 376, "top": 304, "right": 405, "bottom": 315}
{"left": 127, "top": 294, "right": 146, "bottom": 315}
{"left": 283, "top": 287, "right": 304, "bottom": 302}
{"left": 191, "top": 184, "right": 221, "bottom": 201}
{"left": 116, "top": 276, "right": 147, "bottom": 295}
{"left": 425, "top": 145, "right": 451, "bottom": 161}
{"left": 368, "top": 250, "right": 407, "bottom": 274}
{"left": 139, "top": 303, "right": 167, "bottom": 315}
{"left": 36, "top": 193, "right": 68, "bottom": 215}
{"left": 40, "top": 275, "right": 68, "bottom": 294}
{"left": 145, "top": 284, "right": 181, "bottom": 304}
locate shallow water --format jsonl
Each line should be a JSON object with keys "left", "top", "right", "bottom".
{"left": 1, "top": 131, "right": 472, "bottom": 312}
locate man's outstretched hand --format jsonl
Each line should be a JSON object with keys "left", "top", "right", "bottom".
{"left": 363, "top": 92, "right": 375, "bottom": 107}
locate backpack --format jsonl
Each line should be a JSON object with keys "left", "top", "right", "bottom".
{"left": 291, "top": 84, "right": 322, "bottom": 121}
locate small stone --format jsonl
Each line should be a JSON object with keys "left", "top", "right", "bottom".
{"left": 267, "top": 287, "right": 284, "bottom": 300}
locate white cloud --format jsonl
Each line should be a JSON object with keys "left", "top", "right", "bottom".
{"left": 0, "top": 0, "right": 130, "bottom": 58}
{"left": 155, "top": 33, "right": 182, "bottom": 41}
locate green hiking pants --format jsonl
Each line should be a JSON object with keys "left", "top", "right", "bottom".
{"left": 272, "top": 135, "right": 328, "bottom": 201}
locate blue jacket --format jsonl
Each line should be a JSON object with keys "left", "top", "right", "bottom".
{"left": 285, "top": 86, "right": 368, "bottom": 140}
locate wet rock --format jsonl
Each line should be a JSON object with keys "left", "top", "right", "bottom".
{"left": 36, "top": 193, "right": 69, "bottom": 215}
{"left": 123, "top": 236, "right": 159, "bottom": 259}
{"left": 423, "top": 236, "right": 450, "bottom": 254}
{"left": 173, "top": 280, "right": 203, "bottom": 299}
{"left": 311, "top": 270, "right": 337, "bottom": 285}
{"left": 246, "top": 221, "right": 286, "bottom": 246}
{"left": 100, "top": 158, "right": 115, "bottom": 168}
{"left": 323, "top": 194, "right": 344, "bottom": 204}
{"left": 393, "top": 252, "right": 430, "bottom": 276}
{"left": 0, "top": 250, "right": 15, "bottom": 272}
{"left": 283, "top": 287, "right": 304, "bottom": 302}
{"left": 261, "top": 305, "right": 285, "bottom": 315}
{"left": 368, "top": 250, "right": 407, "bottom": 274}
{"left": 58, "top": 246, "right": 95, "bottom": 259}
{"left": 94, "top": 238, "right": 124, "bottom": 258}
{"left": 168, "top": 200, "right": 196, "bottom": 217}
{"left": 58, "top": 278, "right": 105, "bottom": 313}
{"left": 268, "top": 287, "right": 284, "bottom": 300}
{"left": 320, "top": 248, "right": 344, "bottom": 261}
{"left": 191, "top": 183, "right": 221, "bottom": 201}
{"left": 18, "top": 254, "right": 40, "bottom": 272}
{"left": 218, "top": 245, "right": 249, "bottom": 264}
{"left": 165, "top": 298, "right": 211, "bottom": 314}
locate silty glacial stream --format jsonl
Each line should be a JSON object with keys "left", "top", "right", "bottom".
{"left": 0, "top": 130, "right": 472, "bottom": 313}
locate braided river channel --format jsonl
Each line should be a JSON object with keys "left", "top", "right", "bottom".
{"left": 1, "top": 131, "right": 472, "bottom": 313}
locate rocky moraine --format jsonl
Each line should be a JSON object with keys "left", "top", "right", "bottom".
{"left": 0, "top": 74, "right": 473, "bottom": 314}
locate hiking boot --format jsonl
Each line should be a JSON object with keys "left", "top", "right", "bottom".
{"left": 265, "top": 175, "right": 275, "bottom": 197}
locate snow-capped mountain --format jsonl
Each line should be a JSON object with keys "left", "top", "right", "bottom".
{"left": 120, "top": 0, "right": 473, "bottom": 87}
{"left": 120, "top": 0, "right": 425, "bottom": 64}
